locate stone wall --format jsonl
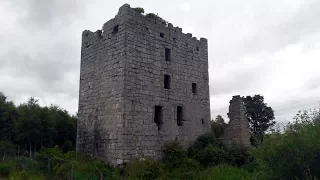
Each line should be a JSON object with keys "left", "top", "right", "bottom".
{"left": 223, "top": 95, "right": 251, "bottom": 147}
{"left": 77, "top": 4, "right": 211, "bottom": 165}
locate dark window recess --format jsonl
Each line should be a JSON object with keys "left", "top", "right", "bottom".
{"left": 177, "top": 106, "right": 184, "bottom": 126}
{"left": 196, "top": 47, "right": 199, "bottom": 51}
{"left": 201, "top": 119, "right": 204, "bottom": 124}
{"left": 165, "top": 48, "right": 171, "bottom": 61}
{"left": 164, "top": 74, "right": 171, "bottom": 89}
{"left": 192, "top": 83, "right": 197, "bottom": 94}
{"left": 154, "top": 106, "right": 163, "bottom": 130}
{"left": 160, "top": 33, "right": 165, "bottom": 38}
{"left": 173, "top": 37, "right": 177, "bottom": 42}
{"left": 113, "top": 25, "right": 119, "bottom": 33}
{"left": 95, "top": 143, "right": 98, "bottom": 152}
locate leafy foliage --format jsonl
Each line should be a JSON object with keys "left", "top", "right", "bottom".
{"left": 124, "top": 157, "right": 164, "bottom": 180}
{"left": 200, "top": 164, "right": 253, "bottom": 180}
{"left": 242, "top": 95, "right": 275, "bottom": 145}
{"left": 254, "top": 106, "right": 320, "bottom": 179}
{"left": 211, "top": 116, "right": 226, "bottom": 138}
{"left": 133, "top": 7, "right": 144, "bottom": 14}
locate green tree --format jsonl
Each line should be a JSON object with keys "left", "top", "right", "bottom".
{"left": 215, "top": 115, "right": 225, "bottom": 124}
{"left": 0, "top": 92, "right": 18, "bottom": 141}
{"left": 242, "top": 95, "right": 275, "bottom": 144}
{"left": 49, "top": 105, "right": 77, "bottom": 151}
{"left": 15, "top": 97, "right": 42, "bottom": 157}
{"left": 211, "top": 115, "right": 226, "bottom": 138}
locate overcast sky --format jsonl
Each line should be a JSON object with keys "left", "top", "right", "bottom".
{"left": 0, "top": 0, "right": 319, "bottom": 123}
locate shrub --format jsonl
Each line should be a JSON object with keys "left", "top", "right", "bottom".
{"left": 188, "top": 133, "right": 218, "bottom": 156}
{"left": 0, "top": 140, "right": 16, "bottom": 159}
{"left": 133, "top": 7, "right": 144, "bottom": 14}
{"left": 254, "top": 118, "right": 320, "bottom": 179}
{"left": 146, "top": 13, "right": 158, "bottom": 19}
{"left": 224, "top": 146, "right": 252, "bottom": 167}
{"left": 188, "top": 133, "right": 228, "bottom": 166}
{"left": 162, "top": 158, "right": 201, "bottom": 180}
{"left": 162, "top": 141, "right": 187, "bottom": 166}
{"left": 124, "top": 157, "right": 165, "bottom": 180}
{"left": 199, "top": 144, "right": 226, "bottom": 166}
{"left": 0, "top": 161, "right": 13, "bottom": 177}
{"left": 8, "top": 170, "right": 46, "bottom": 180}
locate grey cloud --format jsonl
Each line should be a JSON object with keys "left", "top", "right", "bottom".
{"left": 240, "top": 0, "right": 320, "bottom": 54}
{"left": 0, "top": 0, "right": 319, "bottom": 119}
{"left": 7, "top": 0, "right": 87, "bottom": 28}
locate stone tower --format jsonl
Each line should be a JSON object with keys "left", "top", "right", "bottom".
{"left": 224, "top": 95, "right": 251, "bottom": 147}
{"left": 77, "top": 4, "right": 211, "bottom": 165}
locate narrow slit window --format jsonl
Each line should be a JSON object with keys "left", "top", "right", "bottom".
{"left": 201, "top": 119, "right": 204, "bottom": 124}
{"left": 154, "top": 106, "right": 163, "bottom": 130}
{"left": 165, "top": 48, "right": 171, "bottom": 61}
{"left": 196, "top": 47, "right": 199, "bottom": 51}
{"left": 113, "top": 25, "right": 119, "bottom": 33}
{"left": 177, "top": 106, "right": 184, "bottom": 126}
{"left": 192, "top": 83, "right": 197, "bottom": 94}
{"left": 160, "top": 33, "right": 165, "bottom": 38}
{"left": 164, "top": 74, "right": 171, "bottom": 89}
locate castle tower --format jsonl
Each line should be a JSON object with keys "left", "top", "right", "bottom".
{"left": 77, "top": 4, "right": 211, "bottom": 165}
{"left": 224, "top": 95, "right": 251, "bottom": 147}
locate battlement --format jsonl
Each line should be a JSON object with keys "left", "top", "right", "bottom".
{"left": 82, "top": 4, "right": 207, "bottom": 45}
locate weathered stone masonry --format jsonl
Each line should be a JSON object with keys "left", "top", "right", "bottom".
{"left": 223, "top": 95, "right": 251, "bottom": 147}
{"left": 77, "top": 4, "right": 211, "bottom": 165}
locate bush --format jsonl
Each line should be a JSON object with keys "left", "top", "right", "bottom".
{"left": 8, "top": 170, "right": 46, "bottom": 180}
{"left": 0, "top": 140, "right": 16, "bottom": 159}
{"left": 133, "top": 7, "right": 144, "bottom": 14}
{"left": 188, "top": 133, "right": 252, "bottom": 167}
{"left": 162, "top": 158, "right": 201, "bottom": 180}
{"left": 200, "top": 164, "right": 253, "bottom": 180}
{"left": 124, "top": 157, "right": 165, "bottom": 180}
{"left": 254, "top": 119, "right": 320, "bottom": 179}
{"left": 163, "top": 141, "right": 187, "bottom": 166}
{"left": 34, "top": 147, "right": 119, "bottom": 179}
{"left": 0, "top": 161, "right": 12, "bottom": 177}
{"left": 224, "top": 146, "right": 252, "bottom": 167}
{"left": 188, "top": 133, "right": 219, "bottom": 156}
{"left": 198, "top": 144, "right": 226, "bottom": 167}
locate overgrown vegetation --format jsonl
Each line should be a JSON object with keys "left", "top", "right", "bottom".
{"left": 133, "top": 7, "right": 144, "bottom": 14}
{"left": 1, "top": 91, "right": 320, "bottom": 179}
{"left": 133, "top": 6, "right": 168, "bottom": 25}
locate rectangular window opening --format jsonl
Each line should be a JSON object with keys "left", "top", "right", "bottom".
{"left": 154, "top": 106, "right": 163, "bottom": 130}
{"left": 164, "top": 74, "right": 171, "bottom": 89}
{"left": 201, "top": 119, "right": 204, "bottom": 125}
{"left": 113, "top": 25, "right": 119, "bottom": 33}
{"left": 177, "top": 106, "right": 184, "bottom": 126}
{"left": 160, "top": 33, "right": 165, "bottom": 38}
{"left": 196, "top": 47, "right": 199, "bottom": 51}
{"left": 165, "top": 48, "right": 171, "bottom": 61}
{"left": 192, "top": 83, "right": 197, "bottom": 94}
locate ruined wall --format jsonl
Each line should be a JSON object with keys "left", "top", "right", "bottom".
{"left": 77, "top": 9, "right": 127, "bottom": 164}
{"left": 77, "top": 4, "right": 211, "bottom": 165}
{"left": 223, "top": 95, "right": 251, "bottom": 147}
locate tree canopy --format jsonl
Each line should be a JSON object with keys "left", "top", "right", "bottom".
{"left": 0, "top": 92, "right": 77, "bottom": 158}
{"left": 242, "top": 94, "right": 275, "bottom": 135}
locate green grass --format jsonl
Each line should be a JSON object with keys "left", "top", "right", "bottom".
{"left": 200, "top": 164, "right": 253, "bottom": 180}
